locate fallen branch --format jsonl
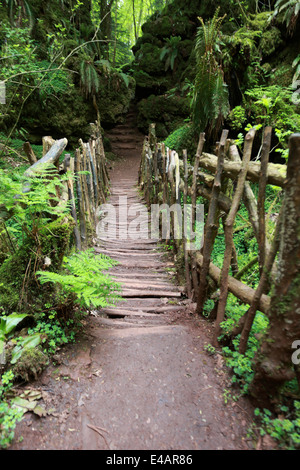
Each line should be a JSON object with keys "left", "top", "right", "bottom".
{"left": 194, "top": 252, "right": 270, "bottom": 314}
{"left": 199, "top": 152, "right": 286, "bottom": 187}
{"left": 257, "top": 127, "right": 272, "bottom": 273}
{"left": 24, "top": 138, "right": 68, "bottom": 179}
{"left": 239, "top": 207, "right": 282, "bottom": 354}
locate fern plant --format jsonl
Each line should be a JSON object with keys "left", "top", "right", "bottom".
{"left": 5, "top": 0, "right": 35, "bottom": 30}
{"left": 37, "top": 249, "right": 122, "bottom": 310}
{"left": 271, "top": 0, "right": 300, "bottom": 34}
{"left": 160, "top": 36, "right": 182, "bottom": 72}
{"left": 191, "top": 8, "right": 229, "bottom": 137}
{"left": 292, "top": 54, "right": 300, "bottom": 83}
{"left": 80, "top": 58, "right": 100, "bottom": 98}
{"left": 94, "top": 59, "right": 132, "bottom": 88}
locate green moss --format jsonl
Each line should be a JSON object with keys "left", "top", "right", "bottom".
{"left": 135, "top": 44, "right": 163, "bottom": 75}
{"left": 259, "top": 27, "right": 283, "bottom": 57}
{"left": 133, "top": 70, "right": 169, "bottom": 93}
{"left": 142, "top": 15, "right": 174, "bottom": 39}
{"left": 268, "top": 65, "right": 294, "bottom": 88}
{"left": 248, "top": 11, "right": 273, "bottom": 31}
{"left": 0, "top": 215, "right": 75, "bottom": 313}
{"left": 39, "top": 215, "right": 75, "bottom": 268}
{"left": 11, "top": 347, "right": 49, "bottom": 382}
{"left": 164, "top": 124, "right": 197, "bottom": 156}
{"left": 0, "top": 230, "right": 10, "bottom": 265}
{"left": 272, "top": 272, "right": 300, "bottom": 317}
{"left": 137, "top": 94, "right": 190, "bottom": 137}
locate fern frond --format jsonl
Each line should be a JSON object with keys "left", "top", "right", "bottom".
{"left": 192, "top": 8, "right": 229, "bottom": 135}
{"left": 37, "top": 249, "right": 122, "bottom": 310}
{"left": 80, "top": 60, "right": 100, "bottom": 97}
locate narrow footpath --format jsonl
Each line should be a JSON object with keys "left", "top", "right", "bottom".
{"left": 10, "top": 109, "right": 255, "bottom": 450}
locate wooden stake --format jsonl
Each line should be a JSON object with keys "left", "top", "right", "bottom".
{"left": 257, "top": 126, "right": 272, "bottom": 274}
{"left": 196, "top": 129, "right": 228, "bottom": 316}
{"left": 213, "top": 128, "right": 256, "bottom": 346}
{"left": 183, "top": 149, "right": 192, "bottom": 298}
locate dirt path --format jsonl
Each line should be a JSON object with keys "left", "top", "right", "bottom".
{"left": 10, "top": 109, "right": 255, "bottom": 450}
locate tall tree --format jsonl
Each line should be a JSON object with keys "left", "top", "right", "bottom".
{"left": 99, "top": 0, "right": 115, "bottom": 60}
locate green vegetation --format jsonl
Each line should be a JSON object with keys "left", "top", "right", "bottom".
{"left": 191, "top": 8, "right": 229, "bottom": 137}
{"left": 0, "top": 159, "right": 121, "bottom": 447}
{"left": 0, "top": 0, "right": 300, "bottom": 451}
{"left": 37, "top": 248, "right": 122, "bottom": 309}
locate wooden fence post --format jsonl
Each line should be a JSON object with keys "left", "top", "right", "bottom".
{"left": 196, "top": 130, "right": 228, "bottom": 316}
{"left": 213, "top": 128, "right": 256, "bottom": 346}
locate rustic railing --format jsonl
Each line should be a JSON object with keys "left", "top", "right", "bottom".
{"left": 22, "top": 121, "right": 109, "bottom": 251}
{"left": 139, "top": 124, "right": 300, "bottom": 355}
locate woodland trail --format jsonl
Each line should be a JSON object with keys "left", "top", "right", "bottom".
{"left": 10, "top": 108, "right": 255, "bottom": 451}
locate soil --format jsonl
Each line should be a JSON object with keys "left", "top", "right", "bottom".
{"left": 9, "top": 109, "right": 260, "bottom": 451}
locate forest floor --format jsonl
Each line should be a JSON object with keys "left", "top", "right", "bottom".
{"left": 9, "top": 109, "right": 265, "bottom": 451}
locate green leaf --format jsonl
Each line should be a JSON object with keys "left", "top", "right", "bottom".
{"left": 1, "top": 313, "right": 28, "bottom": 335}
{"left": 10, "top": 333, "right": 42, "bottom": 364}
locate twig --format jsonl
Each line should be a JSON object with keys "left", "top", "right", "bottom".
{"left": 87, "top": 424, "right": 110, "bottom": 449}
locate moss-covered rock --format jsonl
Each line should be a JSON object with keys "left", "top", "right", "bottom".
{"left": 137, "top": 94, "right": 190, "bottom": 138}
{"left": 12, "top": 347, "right": 49, "bottom": 382}
{"left": 141, "top": 15, "right": 174, "bottom": 39}
{"left": 259, "top": 26, "right": 283, "bottom": 57}
{"left": 20, "top": 62, "right": 135, "bottom": 144}
{"left": 133, "top": 70, "right": 169, "bottom": 94}
{"left": 95, "top": 71, "right": 136, "bottom": 126}
{"left": 39, "top": 215, "right": 75, "bottom": 269}
{"left": 135, "top": 43, "right": 164, "bottom": 75}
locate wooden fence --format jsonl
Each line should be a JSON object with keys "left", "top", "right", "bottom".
{"left": 138, "top": 124, "right": 299, "bottom": 352}
{"left": 22, "top": 121, "right": 109, "bottom": 251}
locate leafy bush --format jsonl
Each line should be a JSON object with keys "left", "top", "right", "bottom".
{"left": 28, "top": 310, "right": 77, "bottom": 355}
{"left": 163, "top": 124, "right": 196, "bottom": 156}
{"left": 0, "top": 371, "right": 23, "bottom": 449}
{"left": 253, "top": 402, "right": 300, "bottom": 449}
{"left": 245, "top": 85, "right": 300, "bottom": 132}
{"left": 0, "top": 313, "right": 42, "bottom": 366}
{"left": 228, "top": 105, "right": 247, "bottom": 130}
{"left": 0, "top": 165, "right": 75, "bottom": 312}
